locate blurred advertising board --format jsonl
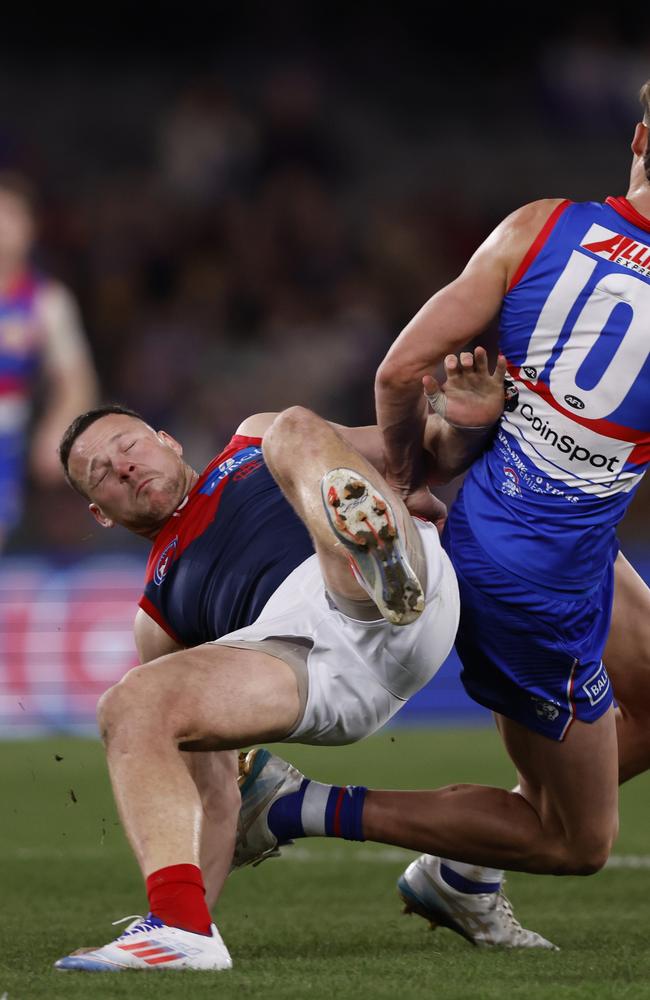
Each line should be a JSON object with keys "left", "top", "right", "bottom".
{"left": 6, "top": 548, "right": 649, "bottom": 736}
{"left": 0, "top": 555, "right": 144, "bottom": 737}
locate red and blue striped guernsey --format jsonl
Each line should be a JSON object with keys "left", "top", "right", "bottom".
{"left": 139, "top": 434, "right": 314, "bottom": 645}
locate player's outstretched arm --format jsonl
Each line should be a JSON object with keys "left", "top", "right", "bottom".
{"left": 375, "top": 199, "right": 565, "bottom": 503}
{"left": 31, "top": 282, "right": 99, "bottom": 486}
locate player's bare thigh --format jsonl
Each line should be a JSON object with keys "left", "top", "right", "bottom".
{"left": 605, "top": 552, "right": 650, "bottom": 704}
{"left": 99, "top": 642, "right": 303, "bottom": 751}
{"left": 494, "top": 708, "right": 619, "bottom": 869}
{"left": 262, "top": 407, "right": 428, "bottom": 604}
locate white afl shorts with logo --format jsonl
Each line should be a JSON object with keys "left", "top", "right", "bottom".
{"left": 213, "top": 519, "right": 459, "bottom": 746}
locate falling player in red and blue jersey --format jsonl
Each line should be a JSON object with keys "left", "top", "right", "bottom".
{"left": 0, "top": 172, "right": 97, "bottom": 549}
{"left": 53, "top": 364, "right": 509, "bottom": 971}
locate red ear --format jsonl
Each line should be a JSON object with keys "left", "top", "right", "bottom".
{"left": 632, "top": 122, "right": 648, "bottom": 158}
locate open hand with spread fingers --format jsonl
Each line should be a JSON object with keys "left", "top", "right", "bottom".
{"left": 422, "top": 347, "right": 507, "bottom": 430}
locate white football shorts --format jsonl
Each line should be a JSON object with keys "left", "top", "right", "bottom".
{"left": 213, "top": 519, "right": 459, "bottom": 746}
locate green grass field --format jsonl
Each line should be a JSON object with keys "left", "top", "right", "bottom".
{"left": 3, "top": 727, "right": 650, "bottom": 1000}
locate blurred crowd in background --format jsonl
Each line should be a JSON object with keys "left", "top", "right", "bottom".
{"left": 2, "top": 8, "right": 649, "bottom": 553}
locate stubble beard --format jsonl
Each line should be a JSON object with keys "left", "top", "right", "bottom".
{"left": 129, "top": 472, "right": 187, "bottom": 533}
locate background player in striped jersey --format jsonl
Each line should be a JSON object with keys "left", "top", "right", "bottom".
{"left": 53, "top": 351, "right": 509, "bottom": 971}
{"left": 0, "top": 172, "right": 97, "bottom": 550}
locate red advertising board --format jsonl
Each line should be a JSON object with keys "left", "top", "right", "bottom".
{"left": 0, "top": 555, "right": 144, "bottom": 735}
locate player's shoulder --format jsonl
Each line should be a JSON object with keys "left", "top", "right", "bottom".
{"left": 500, "top": 198, "right": 570, "bottom": 243}
{"left": 483, "top": 199, "right": 571, "bottom": 286}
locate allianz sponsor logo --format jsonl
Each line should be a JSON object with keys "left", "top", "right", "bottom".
{"left": 518, "top": 401, "right": 620, "bottom": 472}
{"left": 581, "top": 663, "right": 610, "bottom": 707}
{"left": 581, "top": 224, "right": 650, "bottom": 278}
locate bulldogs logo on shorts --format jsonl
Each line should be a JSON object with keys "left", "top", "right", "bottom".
{"left": 531, "top": 696, "right": 560, "bottom": 722}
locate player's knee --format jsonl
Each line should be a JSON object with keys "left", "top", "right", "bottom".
{"left": 96, "top": 666, "right": 170, "bottom": 742}
{"left": 96, "top": 681, "right": 125, "bottom": 743}
{"left": 264, "top": 406, "right": 317, "bottom": 456}
{"left": 562, "top": 841, "right": 611, "bottom": 876}
{"left": 551, "top": 828, "right": 616, "bottom": 876}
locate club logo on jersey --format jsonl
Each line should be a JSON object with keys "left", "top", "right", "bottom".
{"left": 580, "top": 224, "right": 650, "bottom": 278}
{"left": 581, "top": 663, "right": 610, "bottom": 707}
{"left": 503, "top": 372, "right": 519, "bottom": 412}
{"left": 154, "top": 537, "right": 178, "bottom": 586}
{"left": 563, "top": 394, "right": 585, "bottom": 410}
{"left": 501, "top": 466, "right": 521, "bottom": 497}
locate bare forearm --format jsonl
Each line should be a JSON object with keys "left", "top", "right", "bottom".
{"left": 425, "top": 416, "right": 495, "bottom": 483}
{"left": 42, "top": 375, "right": 96, "bottom": 432}
{"left": 374, "top": 363, "right": 429, "bottom": 490}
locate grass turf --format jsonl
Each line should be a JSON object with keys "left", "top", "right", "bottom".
{"left": 2, "top": 727, "right": 650, "bottom": 999}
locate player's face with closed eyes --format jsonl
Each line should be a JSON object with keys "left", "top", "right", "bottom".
{"left": 68, "top": 414, "right": 190, "bottom": 534}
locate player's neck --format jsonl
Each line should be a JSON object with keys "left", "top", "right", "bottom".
{"left": 624, "top": 180, "right": 650, "bottom": 221}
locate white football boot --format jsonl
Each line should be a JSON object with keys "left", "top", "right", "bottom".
{"left": 321, "top": 468, "right": 424, "bottom": 626}
{"left": 232, "top": 748, "right": 304, "bottom": 869}
{"left": 54, "top": 913, "right": 232, "bottom": 971}
{"left": 398, "top": 855, "right": 558, "bottom": 950}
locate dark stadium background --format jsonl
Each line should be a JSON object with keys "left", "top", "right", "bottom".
{"left": 2, "top": 8, "right": 650, "bottom": 735}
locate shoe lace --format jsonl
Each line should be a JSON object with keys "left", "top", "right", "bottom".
{"left": 494, "top": 891, "right": 527, "bottom": 940}
{"left": 112, "top": 914, "right": 160, "bottom": 937}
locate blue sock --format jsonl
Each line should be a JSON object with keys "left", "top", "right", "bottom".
{"left": 439, "top": 860, "right": 503, "bottom": 894}
{"left": 268, "top": 779, "right": 367, "bottom": 843}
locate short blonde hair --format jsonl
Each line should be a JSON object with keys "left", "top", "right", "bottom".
{"left": 640, "top": 80, "right": 650, "bottom": 126}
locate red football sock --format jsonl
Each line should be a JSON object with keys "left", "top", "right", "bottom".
{"left": 146, "top": 863, "right": 212, "bottom": 936}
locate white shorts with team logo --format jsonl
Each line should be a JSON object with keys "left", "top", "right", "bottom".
{"left": 213, "top": 519, "right": 459, "bottom": 746}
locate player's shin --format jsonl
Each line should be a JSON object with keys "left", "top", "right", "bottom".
{"left": 98, "top": 681, "right": 213, "bottom": 935}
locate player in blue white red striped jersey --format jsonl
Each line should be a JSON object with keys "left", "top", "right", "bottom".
{"left": 53, "top": 363, "right": 510, "bottom": 971}
{"left": 0, "top": 173, "right": 97, "bottom": 549}
{"left": 357, "top": 78, "right": 650, "bottom": 943}
{"left": 241, "top": 78, "right": 650, "bottom": 950}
